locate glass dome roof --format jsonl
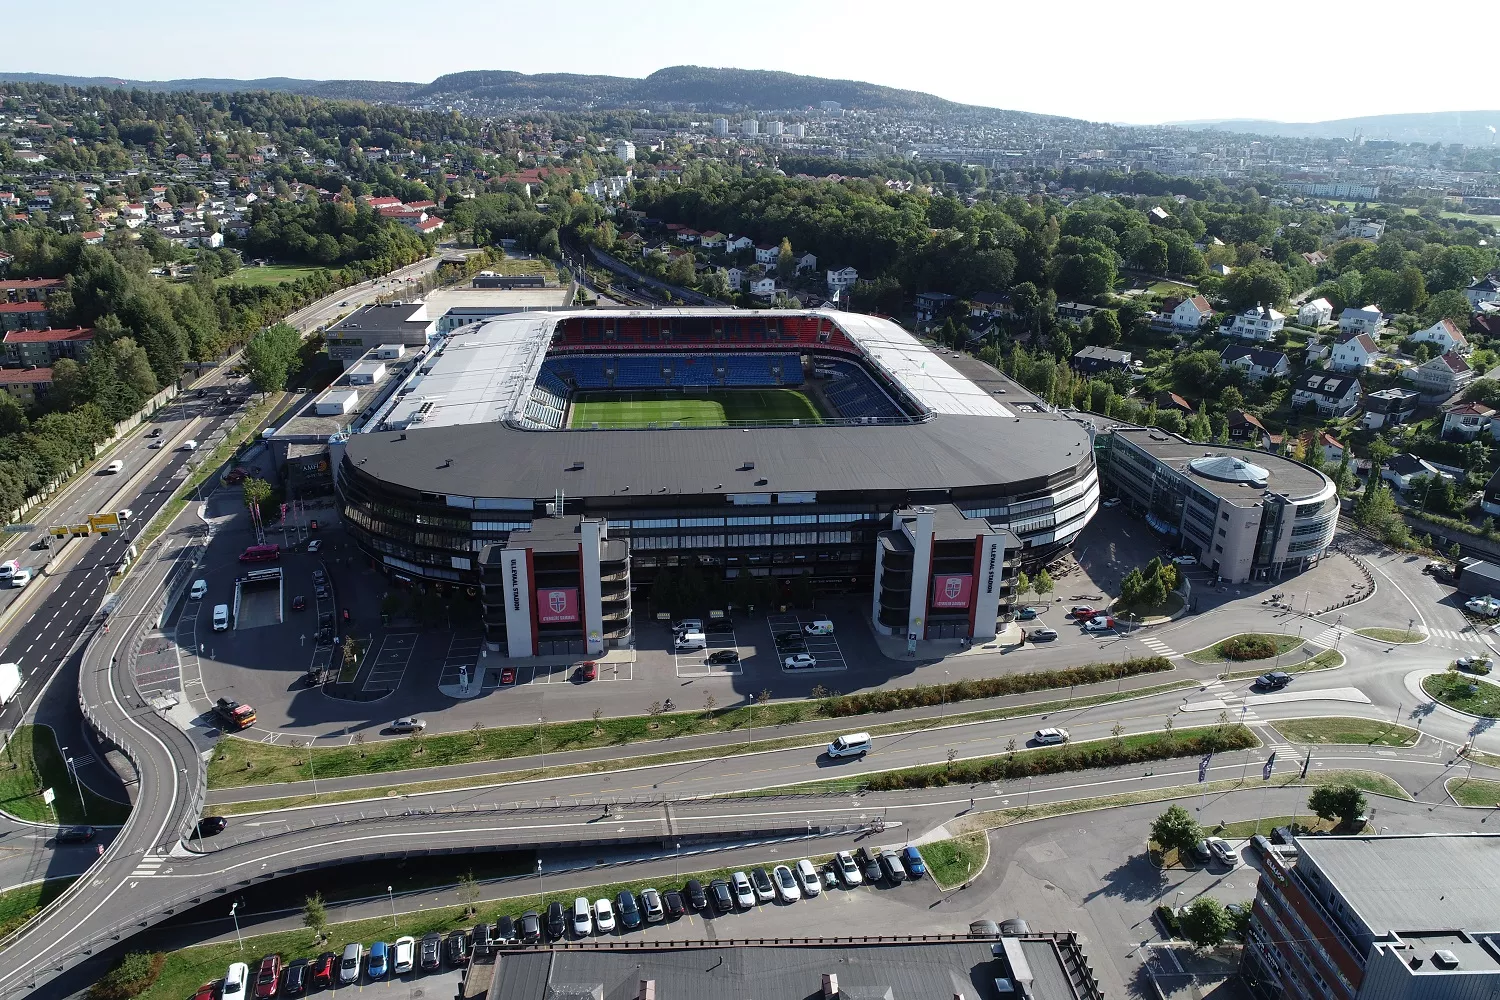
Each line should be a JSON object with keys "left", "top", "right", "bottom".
{"left": 1188, "top": 454, "right": 1269, "bottom": 485}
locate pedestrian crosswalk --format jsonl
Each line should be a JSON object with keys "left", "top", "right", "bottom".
{"left": 1425, "top": 626, "right": 1487, "bottom": 648}
{"left": 130, "top": 854, "right": 168, "bottom": 878}
{"left": 1202, "top": 678, "right": 1261, "bottom": 722}
{"left": 1308, "top": 624, "right": 1348, "bottom": 648}
{"left": 1138, "top": 635, "right": 1179, "bottom": 658}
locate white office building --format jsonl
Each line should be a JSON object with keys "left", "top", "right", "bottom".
{"left": 614, "top": 140, "right": 635, "bottom": 162}
{"left": 712, "top": 118, "right": 729, "bottom": 137}
{"left": 741, "top": 119, "right": 759, "bottom": 137}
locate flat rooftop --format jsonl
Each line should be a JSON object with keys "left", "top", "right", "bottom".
{"left": 1299, "top": 834, "right": 1500, "bottom": 937}
{"left": 490, "top": 938, "right": 1088, "bottom": 1000}
{"left": 1112, "top": 427, "right": 1330, "bottom": 504}
{"left": 833, "top": 311, "right": 1011, "bottom": 417}
{"left": 327, "top": 302, "right": 428, "bottom": 338}
{"left": 415, "top": 287, "right": 571, "bottom": 316}
{"left": 381, "top": 314, "right": 553, "bottom": 430}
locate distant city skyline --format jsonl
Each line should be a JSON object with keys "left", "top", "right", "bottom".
{"left": 7, "top": 0, "right": 1495, "bottom": 126}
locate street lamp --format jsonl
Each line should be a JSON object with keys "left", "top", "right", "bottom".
{"left": 674, "top": 841, "right": 681, "bottom": 879}
{"left": 387, "top": 885, "right": 397, "bottom": 930}
{"left": 537, "top": 858, "right": 544, "bottom": 909}
{"left": 61, "top": 746, "right": 86, "bottom": 821}
{"left": 230, "top": 901, "right": 243, "bottom": 951}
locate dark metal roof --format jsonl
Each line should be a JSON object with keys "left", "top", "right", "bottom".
{"left": 344, "top": 413, "right": 1094, "bottom": 501}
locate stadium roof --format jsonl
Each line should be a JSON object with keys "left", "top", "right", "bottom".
{"left": 831, "top": 311, "right": 1012, "bottom": 417}
{"left": 379, "top": 313, "right": 551, "bottom": 430}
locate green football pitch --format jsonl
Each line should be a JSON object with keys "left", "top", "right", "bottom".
{"left": 568, "top": 389, "right": 824, "bottom": 428}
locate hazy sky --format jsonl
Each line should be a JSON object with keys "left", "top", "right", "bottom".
{"left": 12, "top": 0, "right": 1496, "bottom": 124}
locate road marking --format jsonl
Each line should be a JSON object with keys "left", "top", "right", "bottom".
{"left": 1138, "top": 635, "right": 1178, "bottom": 658}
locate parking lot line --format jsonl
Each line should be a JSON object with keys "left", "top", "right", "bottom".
{"left": 674, "top": 624, "right": 743, "bottom": 677}
{"left": 767, "top": 614, "right": 847, "bottom": 672}
{"left": 362, "top": 632, "right": 419, "bottom": 692}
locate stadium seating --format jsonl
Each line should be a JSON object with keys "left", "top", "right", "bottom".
{"left": 819, "top": 359, "right": 904, "bottom": 420}
{"left": 552, "top": 314, "right": 857, "bottom": 352}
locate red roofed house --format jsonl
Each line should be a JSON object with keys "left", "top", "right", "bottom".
{"left": 3, "top": 327, "right": 94, "bottom": 368}
{"left": 0, "top": 366, "right": 53, "bottom": 405}
{"left": 80, "top": 230, "right": 105, "bottom": 245}
{"left": 1412, "top": 351, "right": 1474, "bottom": 397}
{"left": 364, "top": 196, "right": 404, "bottom": 211}
{"left": 0, "top": 279, "right": 63, "bottom": 331}
{"left": 405, "top": 200, "right": 437, "bottom": 212}
{"left": 416, "top": 217, "right": 444, "bottom": 235}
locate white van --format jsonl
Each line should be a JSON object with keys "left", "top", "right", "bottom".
{"left": 0, "top": 560, "right": 18, "bottom": 581}
{"left": 182, "top": 439, "right": 199, "bottom": 451}
{"left": 103, "top": 460, "right": 124, "bottom": 474}
{"left": 674, "top": 631, "right": 707, "bottom": 652}
{"left": 189, "top": 579, "right": 208, "bottom": 600}
{"left": 10, "top": 568, "right": 32, "bottom": 588}
{"left": 827, "top": 732, "right": 871, "bottom": 758}
{"left": 804, "top": 619, "right": 835, "bottom": 635}
{"left": 222, "top": 962, "right": 249, "bottom": 1000}
{"left": 212, "top": 604, "right": 230, "bottom": 631}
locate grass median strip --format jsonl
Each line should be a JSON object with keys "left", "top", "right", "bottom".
{"left": 215, "top": 680, "right": 1199, "bottom": 815}
{"left": 1423, "top": 672, "right": 1500, "bottom": 717}
{"left": 1221, "top": 648, "right": 1343, "bottom": 680}
{"left": 0, "top": 876, "right": 77, "bottom": 939}
{"left": 1270, "top": 717, "right": 1419, "bottom": 747}
{"left": 1186, "top": 634, "right": 1303, "bottom": 664}
{"left": 1447, "top": 777, "right": 1500, "bottom": 807}
{"left": 0, "top": 724, "right": 131, "bottom": 825}
{"left": 921, "top": 833, "right": 989, "bottom": 891}
{"left": 1355, "top": 628, "right": 1424, "bottom": 643}
{"left": 208, "top": 657, "right": 1177, "bottom": 791}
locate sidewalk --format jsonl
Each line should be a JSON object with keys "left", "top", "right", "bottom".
{"left": 869, "top": 622, "right": 1024, "bottom": 661}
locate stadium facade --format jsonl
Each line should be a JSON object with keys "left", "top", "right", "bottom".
{"left": 334, "top": 309, "right": 1100, "bottom": 656}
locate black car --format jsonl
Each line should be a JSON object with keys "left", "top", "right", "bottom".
{"left": 663, "top": 890, "right": 686, "bottom": 920}
{"left": 291, "top": 595, "right": 306, "bottom": 611}
{"left": 472, "top": 922, "right": 493, "bottom": 956}
{"left": 878, "top": 850, "right": 907, "bottom": 884}
{"left": 55, "top": 825, "right": 96, "bottom": 844}
{"left": 314, "top": 583, "right": 330, "bottom": 600}
{"left": 779, "top": 638, "right": 807, "bottom": 652}
{"left": 616, "top": 891, "right": 642, "bottom": 929}
{"left": 419, "top": 933, "right": 442, "bottom": 971}
{"left": 546, "top": 901, "right": 567, "bottom": 940}
{"left": 709, "top": 879, "right": 734, "bottom": 913}
{"left": 494, "top": 915, "right": 516, "bottom": 945}
{"left": 444, "top": 930, "right": 469, "bottom": 967}
{"left": 855, "top": 846, "right": 883, "bottom": 883}
{"left": 319, "top": 611, "right": 334, "bottom": 628}
{"left": 706, "top": 649, "right": 740, "bottom": 665}
{"left": 1254, "top": 671, "right": 1292, "bottom": 691}
{"left": 706, "top": 619, "right": 735, "bottom": 634}
{"left": 519, "top": 911, "right": 541, "bottom": 944}
{"left": 193, "top": 816, "right": 227, "bottom": 838}
{"left": 312, "top": 569, "right": 327, "bottom": 585}
{"left": 774, "top": 631, "right": 802, "bottom": 644}
{"left": 684, "top": 879, "right": 708, "bottom": 911}
{"left": 282, "top": 959, "right": 308, "bottom": 997}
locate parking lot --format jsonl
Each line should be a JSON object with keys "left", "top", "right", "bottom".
{"left": 674, "top": 617, "right": 745, "bottom": 678}
{"left": 362, "top": 632, "right": 419, "bottom": 693}
{"left": 767, "top": 613, "right": 847, "bottom": 672}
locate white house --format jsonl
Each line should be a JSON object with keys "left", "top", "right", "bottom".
{"left": 826, "top": 267, "right": 859, "bottom": 296}
{"left": 1331, "top": 331, "right": 1381, "bottom": 372}
{"left": 1172, "top": 295, "right": 1213, "bottom": 330}
{"left": 1339, "top": 304, "right": 1383, "bottom": 335}
{"left": 725, "top": 235, "right": 753, "bottom": 252}
{"left": 795, "top": 252, "right": 817, "bottom": 273}
{"left": 1382, "top": 453, "right": 1445, "bottom": 493}
{"left": 724, "top": 267, "right": 744, "bottom": 292}
{"left": 754, "top": 243, "right": 781, "bottom": 265}
{"left": 1291, "top": 372, "right": 1362, "bottom": 417}
{"left": 614, "top": 140, "right": 636, "bottom": 162}
{"left": 1465, "top": 274, "right": 1500, "bottom": 309}
{"left": 1411, "top": 351, "right": 1474, "bottom": 397}
{"left": 1219, "top": 345, "right": 1290, "bottom": 382}
{"left": 1442, "top": 402, "right": 1496, "bottom": 440}
{"left": 1346, "top": 218, "right": 1386, "bottom": 240}
{"left": 1319, "top": 433, "right": 1346, "bottom": 466}
{"left": 1227, "top": 302, "right": 1285, "bottom": 342}
{"left": 1297, "top": 297, "right": 1334, "bottom": 327}
{"left": 1412, "top": 317, "right": 1470, "bottom": 355}
{"left": 748, "top": 276, "right": 776, "bottom": 298}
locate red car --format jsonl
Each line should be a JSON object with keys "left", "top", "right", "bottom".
{"left": 574, "top": 661, "right": 597, "bottom": 683}
{"left": 1069, "top": 606, "right": 1099, "bottom": 620}
{"left": 310, "top": 953, "right": 336, "bottom": 990}
{"left": 500, "top": 666, "right": 516, "bottom": 685}
{"left": 253, "top": 954, "right": 282, "bottom": 999}
{"left": 191, "top": 983, "right": 217, "bottom": 1000}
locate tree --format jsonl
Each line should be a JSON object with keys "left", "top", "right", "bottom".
{"left": 88, "top": 952, "right": 164, "bottom": 1000}
{"left": 1091, "top": 308, "right": 1122, "bottom": 346}
{"left": 1222, "top": 260, "right": 1291, "bottom": 311}
{"left": 1033, "top": 569, "right": 1054, "bottom": 598}
{"left": 1308, "top": 784, "right": 1367, "bottom": 827}
{"left": 1421, "top": 288, "right": 1475, "bottom": 327}
{"left": 243, "top": 321, "right": 302, "bottom": 393}
{"left": 666, "top": 252, "right": 696, "bottom": 288}
{"left": 1178, "top": 897, "right": 1233, "bottom": 948}
{"left": 242, "top": 476, "right": 273, "bottom": 515}
{"left": 1150, "top": 803, "right": 1202, "bottom": 856}
{"left": 456, "top": 870, "right": 480, "bottom": 916}
{"left": 302, "top": 892, "right": 327, "bottom": 942}
{"left": 776, "top": 237, "right": 795, "bottom": 280}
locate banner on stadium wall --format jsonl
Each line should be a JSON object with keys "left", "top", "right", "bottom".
{"left": 931, "top": 574, "right": 974, "bottom": 609}
{"left": 536, "top": 587, "right": 580, "bottom": 623}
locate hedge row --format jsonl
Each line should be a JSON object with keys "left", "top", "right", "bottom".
{"left": 818, "top": 656, "right": 1172, "bottom": 718}
{"left": 863, "top": 725, "right": 1255, "bottom": 791}
{"left": 1220, "top": 635, "right": 1278, "bottom": 661}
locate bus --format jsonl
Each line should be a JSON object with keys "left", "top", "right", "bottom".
{"left": 239, "top": 544, "right": 281, "bottom": 563}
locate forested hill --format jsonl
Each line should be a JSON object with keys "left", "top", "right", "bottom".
{"left": 415, "top": 66, "right": 968, "bottom": 111}
{"left": 0, "top": 65, "right": 980, "bottom": 112}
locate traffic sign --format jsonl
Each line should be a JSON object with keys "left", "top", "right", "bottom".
{"left": 2, "top": 524, "right": 36, "bottom": 534}
{"left": 68, "top": 523, "right": 91, "bottom": 537}
{"left": 88, "top": 513, "right": 121, "bottom": 533}
{"left": 49, "top": 526, "right": 70, "bottom": 538}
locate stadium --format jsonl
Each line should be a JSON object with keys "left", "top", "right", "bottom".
{"left": 334, "top": 309, "right": 1100, "bottom": 656}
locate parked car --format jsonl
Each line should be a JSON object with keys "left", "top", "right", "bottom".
{"left": 879, "top": 850, "right": 908, "bottom": 883}
{"left": 1207, "top": 837, "right": 1240, "bottom": 867}
{"left": 750, "top": 867, "right": 776, "bottom": 903}
{"left": 706, "top": 649, "right": 740, "bottom": 664}
{"left": 519, "top": 911, "right": 541, "bottom": 944}
{"left": 773, "top": 631, "right": 802, "bottom": 644}
{"left": 855, "top": 846, "right": 883, "bottom": 883}
{"left": 706, "top": 619, "right": 735, "bottom": 634}
{"left": 1254, "top": 671, "right": 1292, "bottom": 691}
{"left": 392, "top": 936, "right": 415, "bottom": 974}
{"left": 662, "top": 889, "right": 686, "bottom": 920}
{"left": 1465, "top": 596, "right": 1495, "bottom": 618}
{"left": 710, "top": 879, "right": 735, "bottom": 913}
{"left": 834, "top": 851, "right": 863, "bottom": 887}
{"left": 901, "top": 846, "right": 928, "bottom": 878}
{"left": 610, "top": 891, "right": 639, "bottom": 930}
{"left": 1103, "top": 497, "right": 1122, "bottom": 508}
{"left": 390, "top": 717, "right": 426, "bottom": 733}
{"left": 1190, "top": 840, "right": 1214, "bottom": 864}
{"left": 471, "top": 923, "right": 492, "bottom": 957}
{"left": 684, "top": 879, "right": 708, "bottom": 911}
{"left": 545, "top": 901, "right": 566, "bottom": 940}
{"left": 1069, "top": 606, "right": 1099, "bottom": 620}
{"left": 672, "top": 619, "right": 704, "bottom": 635}
{"left": 773, "top": 864, "right": 801, "bottom": 902}
{"left": 803, "top": 619, "right": 835, "bottom": 635}
{"left": 419, "top": 934, "right": 441, "bottom": 972}
{"left": 640, "top": 888, "right": 665, "bottom": 923}
{"left": 1032, "top": 727, "right": 1070, "bottom": 746}
{"left": 337, "top": 943, "right": 362, "bottom": 985}
{"left": 594, "top": 898, "right": 616, "bottom": 933}
{"left": 795, "top": 859, "right": 822, "bottom": 896}
{"left": 1172, "top": 555, "right": 1198, "bottom": 566}
{"left": 366, "top": 942, "right": 387, "bottom": 980}
{"left": 254, "top": 954, "right": 283, "bottom": 997}
{"left": 444, "top": 930, "right": 469, "bottom": 967}
{"left": 1027, "top": 627, "right": 1058, "bottom": 642}
{"left": 500, "top": 666, "right": 517, "bottom": 684}
{"left": 731, "top": 871, "right": 756, "bottom": 908}
{"left": 784, "top": 653, "right": 817, "bottom": 670}
{"left": 574, "top": 661, "right": 597, "bottom": 682}
{"left": 1082, "top": 616, "right": 1115, "bottom": 632}
{"left": 1015, "top": 607, "right": 1039, "bottom": 621}
{"left": 572, "top": 897, "right": 593, "bottom": 937}
{"left": 282, "top": 959, "right": 308, "bottom": 997}
{"left": 223, "top": 963, "right": 250, "bottom": 1000}
{"left": 310, "top": 953, "right": 336, "bottom": 989}
{"left": 494, "top": 916, "right": 516, "bottom": 945}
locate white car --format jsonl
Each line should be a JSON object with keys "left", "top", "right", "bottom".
{"left": 795, "top": 859, "right": 822, "bottom": 896}
{"left": 189, "top": 579, "right": 208, "bottom": 600}
{"left": 1206, "top": 837, "right": 1240, "bottom": 867}
{"left": 391, "top": 717, "right": 426, "bottom": 733}
{"left": 803, "top": 619, "right": 835, "bottom": 635}
{"left": 572, "top": 896, "right": 593, "bottom": 936}
{"left": 1171, "top": 554, "right": 1198, "bottom": 566}
{"left": 672, "top": 618, "right": 704, "bottom": 634}
{"left": 1102, "top": 497, "right": 1122, "bottom": 508}
{"left": 593, "top": 898, "right": 615, "bottom": 933}
{"left": 307, "top": 539, "right": 322, "bottom": 553}
{"left": 772, "top": 864, "right": 801, "bottom": 902}
{"left": 1082, "top": 616, "right": 1115, "bottom": 633}
{"left": 731, "top": 871, "right": 756, "bottom": 908}
{"left": 1033, "top": 727, "right": 1070, "bottom": 746}
{"left": 835, "top": 850, "right": 863, "bottom": 887}
{"left": 1466, "top": 596, "right": 1500, "bottom": 617}
{"left": 222, "top": 963, "right": 249, "bottom": 1000}
{"left": 784, "top": 653, "right": 817, "bottom": 670}
{"left": 392, "top": 936, "right": 415, "bottom": 974}
{"left": 148, "top": 440, "right": 164, "bottom": 449}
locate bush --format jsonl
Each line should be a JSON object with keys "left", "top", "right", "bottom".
{"left": 1219, "top": 635, "right": 1278, "bottom": 661}
{"left": 861, "top": 725, "right": 1254, "bottom": 792}
{"left": 89, "top": 952, "right": 165, "bottom": 1000}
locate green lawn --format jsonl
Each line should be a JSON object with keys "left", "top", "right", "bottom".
{"left": 1423, "top": 672, "right": 1500, "bottom": 717}
{"left": 0, "top": 725, "right": 132, "bottom": 825}
{"left": 1186, "top": 633, "right": 1304, "bottom": 664}
{"left": 1271, "top": 717, "right": 1418, "bottom": 747}
{"left": 1448, "top": 777, "right": 1500, "bottom": 807}
{"left": 569, "top": 389, "right": 823, "bottom": 428}
{"left": 492, "top": 257, "right": 557, "bottom": 278}
{"left": 217, "top": 264, "right": 322, "bottom": 287}
{"left": 1356, "top": 628, "right": 1424, "bottom": 643}
{"left": 1222, "top": 648, "right": 1343, "bottom": 680}
{"left": 0, "top": 877, "right": 76, "bottom": 939}
{"left": 921, "top": 833, "right": 989, "bottom": 889}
